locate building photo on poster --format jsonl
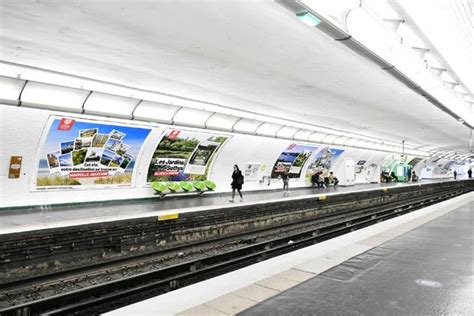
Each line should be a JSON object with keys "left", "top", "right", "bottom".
{"left": 35, "top": 116, "right": 151, "bottom": 190}
{"left": 306, "top": 146, "right": 345, "bottom": 177}
{"left": 147, "top": 129, "right": 229, "bottom": 182}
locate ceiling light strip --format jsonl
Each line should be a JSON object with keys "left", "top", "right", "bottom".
{"left": 2, "top": 75, "right": 465, "bottom": 158}
{"left": 278, "top": 1, "right": 473, "bottom": 129}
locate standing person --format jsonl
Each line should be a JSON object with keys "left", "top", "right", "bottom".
{"left": 411, "top": 171, "right": 418, "bottom": 182}
{"left": 281, "top": 169, "right": 289, "bottom": 195}
{"left": 453, "top": 170, "right": 457, "bottom": 180}
{"left": 468, "top": 168, "right": 472, "bottom": 178}
{"left": 230, "top": 164, "right": 244, "bottom": 202}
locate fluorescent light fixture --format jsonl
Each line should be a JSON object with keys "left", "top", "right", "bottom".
{"left": 83, "top": 92, "right": 139, "bottom": 119}
{"left": 205, "top": 113, "right": 240, "bottom": 132}
{"left": 344, "top": 138, "right": 360, "bottom": 147}
{"left": 333, "top": 135, "right": 350, "bottom": 146}
{"left": 293, "top": 129, "right": 314, "bottom": 141}
{"left": 371, "top": 143, "right": 386, "bottom": 151}
{"left": 256, "top": 122, "right": 284, "bottom": 137}
{"left": 173, "top": 107, "right": 213, "bottom": 128}
{"left": 21, "top": 82, "right": 90, "bottom": 112}
{"left": 308, "top": 132, "right": 329, "bottom": 143}
{"left": 133, "top": 100, "right": 180, "bottom": 124}
{"left": 296, "top": 11, "right": 321, "bottom": 27}
{"left": 0, "top": 76, "right": 26, "bottom": 105}
{"left": 233, "top": 118, "right": 264, "bottom": 134}
{"left": 276, "top": 126, "right": 300, "bottom": 139}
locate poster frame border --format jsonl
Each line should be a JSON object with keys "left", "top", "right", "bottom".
{"left": 31, "top": 114, "right": 152, "bottom": 192}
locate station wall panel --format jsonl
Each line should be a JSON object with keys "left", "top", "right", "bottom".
{"left": 4, "top": 104, "right": 455, "bottom": 208}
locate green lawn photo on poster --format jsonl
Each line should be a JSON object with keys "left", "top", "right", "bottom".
{"left": 147, "top": 129, "right": 228, "bottom": 182}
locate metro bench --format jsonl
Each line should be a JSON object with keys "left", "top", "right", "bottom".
{"left": 151, "top": 180, "right": 217, "bottom": 198}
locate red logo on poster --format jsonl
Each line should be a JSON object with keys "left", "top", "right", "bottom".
{"left": 168, "top": 130, "right": 181, "bottom": 141}
{"left": 287, "top": 143, "right": 296, "bottom": 150}
{"left": 58, "top": 118, "right": 75, "bottom": 130}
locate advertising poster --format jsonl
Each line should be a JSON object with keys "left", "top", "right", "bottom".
{"left": 442, "top": 160, "right": 455, "bottom": 170}
{"left": 271, "top": 143, "right": 317, "bottom": 178}
{"left": 381, "top": 158, "right": 396, "bottom": 173}
{"left": 35, "top": 117, "right": 151, "bottom": 190}
{"left": 147, "top": 129, "right": 228, "bottom": 182}
{"left": 306, "top": 147, "right": 345, "bottom": 177}
{"left": 355, "top": 160, "right": 367, "bottom": 174}
{"left": 408, "top": 157, "right": 423, "bottom": 168}
{"left": 244, "top": 163, "right": 262, "bottom": 182}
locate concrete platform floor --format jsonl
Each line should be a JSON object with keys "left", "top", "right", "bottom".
{"left": 240, "top": 200, "right": 473, "bottom": 316}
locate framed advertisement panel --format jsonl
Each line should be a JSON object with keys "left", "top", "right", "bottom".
{"left": 34, "top": 116, "right": 151, "bottom": 190}
{"left": 146, "top": 129, "right": 229, "bottom": 182}
{"left": 305, "top": 146, "right": 345, "bottom": 178}
{"left": 270, "top": 143, "right": 318, "bottom": 179}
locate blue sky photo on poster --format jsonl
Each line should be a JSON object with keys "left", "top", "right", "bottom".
{"left": 271, "top": 143, "right": 317, "bottom": 178}
{"left": 36, "top": 117, "right": 151, "bottom": 189}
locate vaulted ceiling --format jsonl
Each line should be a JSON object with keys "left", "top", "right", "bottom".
{"left": 0, "top": 0, "right": 471, "bottom": 153}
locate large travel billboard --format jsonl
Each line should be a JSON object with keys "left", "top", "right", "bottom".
{"left": 147, "top": 129, "right": 229, "bottom": 182}
{"left": 306, "top": 146, "right": 344, "bottom": 176}
{"left": 271, "top": 143, "right": 317, "bottom": 178}
{"left": 35, "top": 117, "right": 151, "bottom": 190}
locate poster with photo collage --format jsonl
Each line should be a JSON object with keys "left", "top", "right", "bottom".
{"left": 35, "top": 117, "right": 151, "bottom": 189}
{"left": 147, "top": 129, "right": 229, "bottom": 182}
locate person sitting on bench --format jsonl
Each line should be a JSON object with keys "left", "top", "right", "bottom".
{"left": 311, "top": 171, "right": 324, "bottom": 188}
{"left": 390, "top": 171, "right": 398, "bottom": 182}
{"left": 329, "top": 172, "right": 339, "bottom": 186}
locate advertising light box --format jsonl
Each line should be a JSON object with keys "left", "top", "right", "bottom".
{"left": 271, "top": 143, "right": 318, "bottom": 179}
{"left": 305, "top": 146, "right": 345, "bottom": 179}
{"left": 35, "top": 116, "right": 151, "bottom": 190}
{"left": 147, "top": 129, "right": 229, "bottom": 182}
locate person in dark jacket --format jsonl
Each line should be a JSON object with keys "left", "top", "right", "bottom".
{"left": 411, "top": 171, "right": 418, "bottom": 182}
{"left": 468, "top": 168, "right": 472, "bottom": 178}
{"left": 230, "top": 164, "right": 244, "bottom": 202}
{"left": 281, "top": 169, "right": 289, "bottom": 195}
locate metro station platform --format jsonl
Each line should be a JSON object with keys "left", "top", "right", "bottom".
{"left": 107, "top": 191, "right": 473, "bottom": 316}
{"left": 0, "top": 180, "right": 455, "bottom": 234}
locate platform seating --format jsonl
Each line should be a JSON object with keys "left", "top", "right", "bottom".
{"left": 152, "top": 180, "right": 217, "bottom": 198}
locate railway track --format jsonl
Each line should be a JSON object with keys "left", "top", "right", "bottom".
{"left": 0, "top": 186, "right": 469, "bottom": 316}
{"left": 0, "top": 185, "right": 462, "bottom": 292}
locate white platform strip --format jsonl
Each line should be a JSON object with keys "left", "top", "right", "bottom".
{"left": 106, "top": 191, "right": 473, "bottom": 316}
